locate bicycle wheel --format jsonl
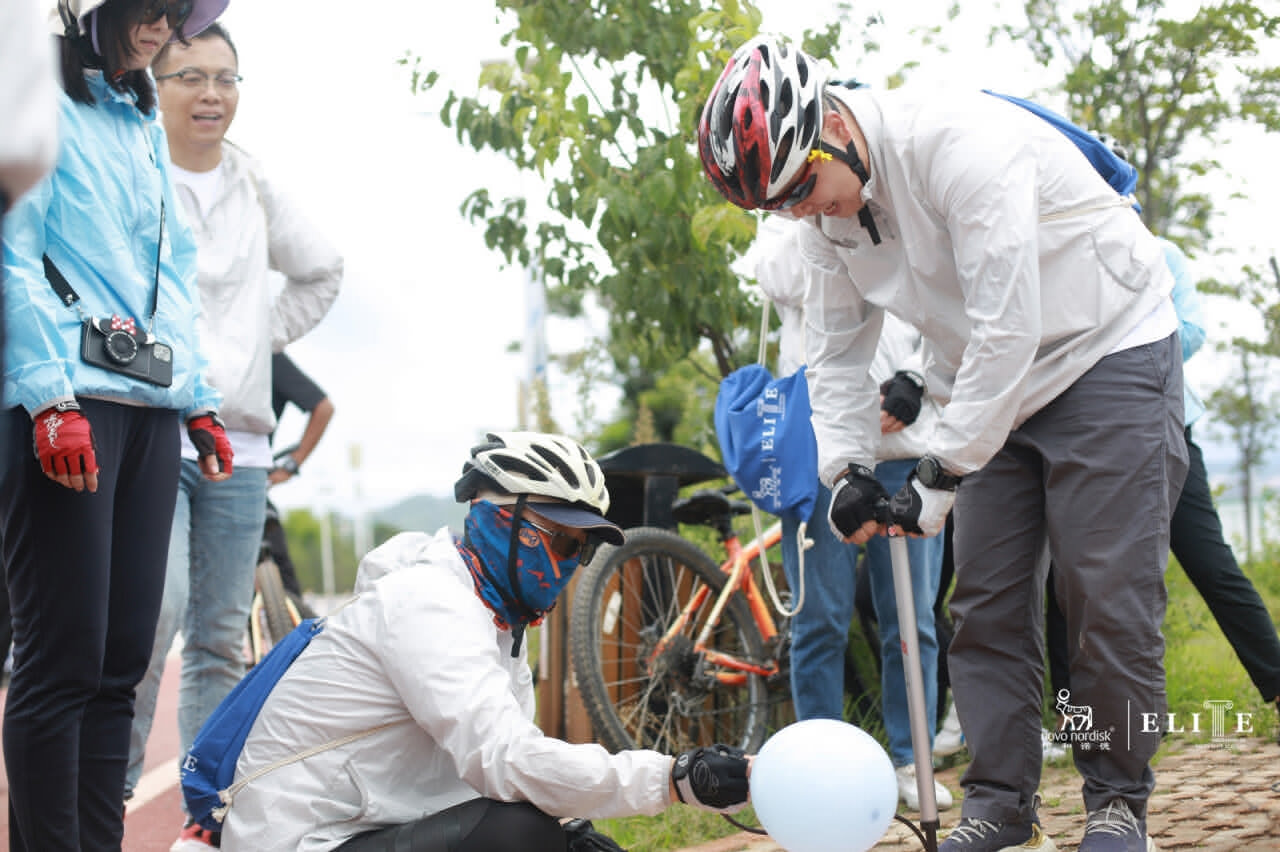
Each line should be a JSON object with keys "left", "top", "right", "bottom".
{"left": 569, "top": 527, "right": 769, "bottom": 755}
{"left": 255, "top": 557, "right": 298, "bottom": 644}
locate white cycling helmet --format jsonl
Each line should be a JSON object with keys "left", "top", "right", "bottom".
{"left": 698, "top": 36, "right": 828, "bottom": 211}
{"left": 51, "top": 0, "right": 228, "bottom": 43}
{"left": 454, "top": 431, "right": 622, "bottom": 542}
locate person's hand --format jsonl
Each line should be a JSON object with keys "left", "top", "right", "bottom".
{"left": 33, "top": 404, "right": 99, "bottom": 492}
{"left": 187, "top": 413, "right": 233, "bottom": 481}
{"left": 888, "top": 472, "right": 955, "bottom": 537}
{"left": 671, "top": 744, "right": 751, "bottom": 813}
{"left": 880, "top": 371, "right": 923, "bottom": 427}
{"left": 828, "top": 464, "right": 890, "bottom": 544}
{"left": 268, "top": 454, "right": 299, "bottom": 486}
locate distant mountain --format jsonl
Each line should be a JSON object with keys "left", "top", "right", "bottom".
{"left": 373, "top": 493, "right": 467, "bottom": 534}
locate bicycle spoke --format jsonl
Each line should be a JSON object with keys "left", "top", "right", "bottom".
{"left": 570, "top": 528, "right": 771, "bottom": 754}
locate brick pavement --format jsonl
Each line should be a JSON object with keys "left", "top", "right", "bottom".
{"left": 676, "top": 738, "right": 1280, "bottom": 852}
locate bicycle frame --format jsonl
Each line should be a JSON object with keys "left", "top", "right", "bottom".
{"left": 651, "top": 520, "right": 784, "bottom": 684}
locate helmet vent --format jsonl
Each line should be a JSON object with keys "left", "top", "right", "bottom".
{"left": 532, "top": 446, "right": 581, "bottom": 488}
{"left": 492, "top": 456, "right": 550, "bottom": 482}
{"left": 771, "top": 130, "right": 795, "bottom": 185}
{"left": 799, "top": 98, "right": 820, "bottom": 143}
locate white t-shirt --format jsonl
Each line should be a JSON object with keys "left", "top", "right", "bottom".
{"left": 171, "top": 160, "right": 273, "bottom": 468}
{"left": 170, "top": 161, "right": 224, "bottom": 220}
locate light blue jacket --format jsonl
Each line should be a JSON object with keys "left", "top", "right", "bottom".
{"left": 1162, "top": 238, "right": 1206, "bottom": 428}
{"left": 2, "top": 70, "right": 219, "bottom": 418}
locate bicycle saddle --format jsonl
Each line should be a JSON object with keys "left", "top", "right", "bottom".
{"left": 671, "top": 489, "right": 752, "bottom": 528}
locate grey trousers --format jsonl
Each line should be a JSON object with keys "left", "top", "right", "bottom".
{"left": 948, "top": 333, "right": 1187, "bottom": 823}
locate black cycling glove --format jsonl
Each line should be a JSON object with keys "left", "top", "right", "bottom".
{"left": 879, "top": 371, "right": 924, "bottom": 425}
{"left": 564, "top": 818, "right": 627, "bottom": 852}
{"left": 671, "top": 744, "right": 750, "bottom": 813}
{"left": 828, "top": 465, "right": 890, "bottom": 539}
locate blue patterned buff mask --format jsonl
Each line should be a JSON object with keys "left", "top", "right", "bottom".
{"left": 457, "top": 499, "right": 581, "bottom": 655}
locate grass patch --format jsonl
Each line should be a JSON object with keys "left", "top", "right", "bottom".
{"left": 592, "top": 808, "right": 756, "bottom": 852}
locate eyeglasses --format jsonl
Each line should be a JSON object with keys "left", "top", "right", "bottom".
{"left": 141, "top": 0, "right": 195, "bottom": 29}
{"left": 155, "top": 68, "right": 243, "bottom": 92}
{"left": 762, "top": 148, "right": 829, "bottom": 211}
{"left": 523, "top": 517, "right": 599, "bottom": 565}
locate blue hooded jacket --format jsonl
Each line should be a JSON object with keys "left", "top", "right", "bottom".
{"left": 2, "top": 69, "right": 219, "bottom": 417}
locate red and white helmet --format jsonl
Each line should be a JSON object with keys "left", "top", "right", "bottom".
{"left": 698, "top": 36, "right": 827, "bottom": 211}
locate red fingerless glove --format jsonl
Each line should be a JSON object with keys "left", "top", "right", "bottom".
{"left": 187, "top": 413, "right": 234, "bottom": 475}
{"left": 33, "top": 405, "right": 98, "bottom": 478}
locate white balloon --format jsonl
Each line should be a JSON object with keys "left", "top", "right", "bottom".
{"left": 750, "top": 719, "right": 898, "bottom": 852}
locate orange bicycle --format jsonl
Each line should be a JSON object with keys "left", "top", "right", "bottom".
{"left": 568, "top": 486, "right": 882, "bottom": 754}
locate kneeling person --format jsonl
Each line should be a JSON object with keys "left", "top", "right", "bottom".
{"left": 219, "top": 432, "right": 749, "bottom": 852}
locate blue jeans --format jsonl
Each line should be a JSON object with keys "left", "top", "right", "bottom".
{"left": 125, "top": 459, "right": 267, "bottom": 800}
{"left": 781, "top": 459, "right": 943, "bottom": 767}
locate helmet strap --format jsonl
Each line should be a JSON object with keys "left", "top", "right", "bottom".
{"left": 818, "top": 140, "right": 882, "bottom": 246}
{"left": 503, "top": 494, "right": 535, "bottom": 657}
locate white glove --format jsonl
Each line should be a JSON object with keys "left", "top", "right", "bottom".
{"left": 889, "top": 473, "right": 955, "bottom": 537}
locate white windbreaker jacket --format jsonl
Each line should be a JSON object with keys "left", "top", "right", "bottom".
{"left": 800, "top": 86, "right": 1175, "bottom": 485}
{"left": 176, "top": 141, "right": 342, "bottom": 434}
{"left": 754, "top": 217, "right": 938, "bottom": 463}
{"left": 0, "top": 1, "right": 57, "bottom": 208}
{"left": 222, "top": 529, "right": 672, "bottom": 852}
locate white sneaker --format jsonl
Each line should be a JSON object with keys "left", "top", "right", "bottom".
{"left": 1041, "top": 727, "right": 1068, "bottom": 762}
{"left": 896, "top": 763, "right": 955, "bottom": 811}
{"left": 933, "top": 702, "right": 966, "bottom": 757}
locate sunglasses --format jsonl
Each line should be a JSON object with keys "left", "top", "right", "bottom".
{"left": 140, "top": 0, "right": 195, "bottom": 29}
{"left": 762, "top": 148, "right": 830, "bottom": 211}
{"left": 523, "top": 517, "right": 599, "bottom": 565}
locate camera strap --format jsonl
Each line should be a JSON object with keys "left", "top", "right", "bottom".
{"left": 42, "top": 200, "right": 165, "bottom": 333}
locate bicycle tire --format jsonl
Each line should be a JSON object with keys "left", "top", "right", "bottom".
{"left": 569, "top": 527, "right": 770, "bottom": 755}
{"left": 255, "top": 557, "right": 298, "bottom": 644}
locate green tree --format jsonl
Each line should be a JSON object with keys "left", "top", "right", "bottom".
{"left": 409, "top": 0, "right": 759, "bottom": 380}
{"left": 1005, "top": 0, "right": 1280, "bottom": 247}
{"left": 405, "top": 1, "right": 874, "bottom": 403}
{"left": 1006, "top": 1, "right": 1280, "bottom": 541}
{"left": 1204, "top": 346, "right": 1280, "bottom": 559}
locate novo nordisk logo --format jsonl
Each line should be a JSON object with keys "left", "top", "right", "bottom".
{"left": 1051, "top": 689, "right": 1254, "bottom": 751}
{"left": 1051, "top": 689, "right": 1113, "bottom": 751}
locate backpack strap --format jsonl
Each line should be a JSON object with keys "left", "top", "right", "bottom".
{"left": 212, "top": 719, "right": 412, "bottom": 824}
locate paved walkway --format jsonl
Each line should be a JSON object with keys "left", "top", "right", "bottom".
{"left": 676, "top": 738, "right": 1280, "bottom": 852}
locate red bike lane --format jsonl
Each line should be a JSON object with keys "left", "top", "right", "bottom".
{"left": 0, "top": 648, "right": 187, "bottom": 852}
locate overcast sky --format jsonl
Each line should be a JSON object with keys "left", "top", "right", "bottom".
{"left": 211, "top": 1, "right": 1280, "bottom": 522}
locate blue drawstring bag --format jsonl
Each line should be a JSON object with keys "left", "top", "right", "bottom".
{"left": 181, "top": 617, "right": 325, "bottom": 831}
{"left": 714, "top": 363, "right": 819, "bottom": 523}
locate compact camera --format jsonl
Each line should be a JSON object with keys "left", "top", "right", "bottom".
{"left": 80, "top": 317, "right": 174, "bottom": 387}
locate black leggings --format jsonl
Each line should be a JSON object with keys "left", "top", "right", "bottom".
{"left": 337, "top": 798, "right": 567, "bottom": 852}
{"left": 1, "top": 400, "right": 180, "bottom": 852}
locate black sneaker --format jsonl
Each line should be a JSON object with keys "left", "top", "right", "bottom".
{"left": 939, "top": 815, "right": 1057, "bottom": 852}
{"left": 1079, "top": 800, "right": 1156, "bottom": 852}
